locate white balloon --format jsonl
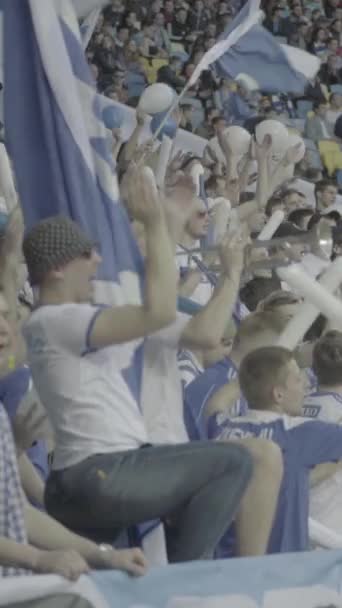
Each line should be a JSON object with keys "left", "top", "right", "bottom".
{"left": 286, "top": 133, "right": 306, "bottom": 163}
{"left": 223, "top": 126, "right": 251, "bottom": 157}
{"left": 138, "top": 83, "right": 176, "bottom": 115}
{"left": 256, "top": 120, "right": 289, "bottom": 155}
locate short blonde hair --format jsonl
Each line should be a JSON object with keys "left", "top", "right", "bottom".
{"left": 239, "top": 347, "right": 294, "bottom": 410}
{"left": 257, "top": 290, "right": 301, "bottom": 312}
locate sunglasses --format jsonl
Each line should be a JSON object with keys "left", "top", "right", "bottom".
{"left": 196, "top": 210, "right": 210, "bottom": 219}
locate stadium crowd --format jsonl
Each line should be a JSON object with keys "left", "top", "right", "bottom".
{"left": 2, "top": 0, "right": 342, "bottom": 605}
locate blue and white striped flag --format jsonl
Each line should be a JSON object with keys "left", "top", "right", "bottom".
{"left": 2, "top": 0, "right": 144, "bottom": 402}
{"left": 215, "top": 0, "right": 320, "bottom": 94}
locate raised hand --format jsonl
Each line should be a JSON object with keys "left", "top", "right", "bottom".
{"left": 167, "top": 151, "right": 193, "bottom": 175}
{"left": 164, "top": 174, "right": 198, "bottom": 244}
{"left": 218, "top": 224, "right": 249, "bottom": 280}
{"left": 125, "top": 165, "right": 162, "bottom": 226}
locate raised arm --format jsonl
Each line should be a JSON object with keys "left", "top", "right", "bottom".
{"left": 122, "top": 109, "right": 147, "bottom": 164}
{"left": 205, "top": 378, "right": 241, "bottom": 420}
{"left": 180, "top": 228, "right": 247, "bottom": 349}
{"left": 89, "top": 167, "right": 177, "bottom": 349}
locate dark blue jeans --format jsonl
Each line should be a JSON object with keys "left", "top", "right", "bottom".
{"left": 45, "top": 441, "right": 252, "bottom": 563}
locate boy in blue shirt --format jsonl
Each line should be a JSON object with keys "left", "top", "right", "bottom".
{"left": 208, "top": 346, "right": 342, "bottom": 554}
{"left": 179, "top": 311, "right": 288, "bottom": 440}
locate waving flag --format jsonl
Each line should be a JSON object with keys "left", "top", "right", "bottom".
{"left": 215, "top": 0, "right": 320, "bottom": 94}
{"left": 188, "top": 0, "right": 262, "bottom": 87}
{"left": 2, "top": 0, "right": 144, "bottom": 402}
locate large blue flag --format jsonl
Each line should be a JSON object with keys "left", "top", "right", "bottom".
{"left": 215, "top": 0, "right": 320, "bottom": 94}
{"left": 2, "top": 0, "right": 144, "bottom": 402}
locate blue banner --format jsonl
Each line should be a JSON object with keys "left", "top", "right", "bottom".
{"left": 92, "top": 550, "right": 342, "bottom": 607}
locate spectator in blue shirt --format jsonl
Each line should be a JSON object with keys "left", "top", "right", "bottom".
{"left": 179, "top": 310, "right": 289, "bottom": 441}
{"left": 208, "top": 346, "right": 342, "bottom": 555}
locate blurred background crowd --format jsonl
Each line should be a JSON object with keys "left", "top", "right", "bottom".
{"left": 3, "top": 0, "right": 342, "bottom": 598}
{"left": 86, "top": 0, "right": 342, "bottom": 188}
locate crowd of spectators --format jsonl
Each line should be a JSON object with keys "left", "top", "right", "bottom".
{"left": 4, "top": 1, "right": 342, "bottom": 605}
{"left": 86, "top": 0, "right": 342, "bottom": 189}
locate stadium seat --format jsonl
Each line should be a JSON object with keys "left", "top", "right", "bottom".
{"left": 318, "top": 140, "right": 342, "bottom": 176}
{"left": 140, "top": 57, "right": 168, "bottom": 84}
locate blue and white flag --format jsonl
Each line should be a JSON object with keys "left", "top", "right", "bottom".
{"left": 2, "top": 0, "right": 144, "bottom": 401}
{"left": 215, "top": 0, "right": 320, "bottom": 94}
{"left": 188, "top": 0, "right": 262, "bottom": 87}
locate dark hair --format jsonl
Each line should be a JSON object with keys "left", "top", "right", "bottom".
{"left": 315, "top": 179, "right": 337, "bottom": 198}
{"left": 212, "top": 116, "right": 226, "bottom": 126}
{"left": 240, "top": 192, "right": 255, "bottom": 204}
{"left": 239, "top": 347, "right": 294, "bottom": 409}
{"left": 313, "top": 331, "right": 342, "bottom": 386}
{"left": 303, "top": 314, "right": 327, "bottom": 342}
{"left": 243, "top": 115, "right": 267, "bottom": 135}
{"left": 307, "top": 211, "right": 340, "bottom": 231}
{"left": 179, "top": 155, "right": 202, "bottom": 171}
{"left": 273, "top": 221, "right": 306, "bottom": 238}
{"left": 239, "top": 277, "right": 282, "bottom": 312}
{"left": 304, "top": 167, "right": 322, "bottom": 181}
{"left": 265, "top": 196, "right": 283, "bottom": 218}
{"left": 288, "top": 208, "right": 313, "bottom": 228}
{"left": 205, "top": 175, "right": 223, "bottom": 193}
{"left": 180, "top": 103, "right": 193, "bottom": 112}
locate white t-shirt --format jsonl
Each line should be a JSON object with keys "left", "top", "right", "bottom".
{"left": 302, "top": 390, "right": 342, "bottom": 542}
{"left": 176, "top": 244, "right": 213, "bottom": 306}
{"left": 303, "top": 391, "right": 342, "bottom": 426}
{"left": 142, "top": 313, "right": 190, "bottom": 445}
{"left": 23, "top": 304, "right": 148, "bottom": 470}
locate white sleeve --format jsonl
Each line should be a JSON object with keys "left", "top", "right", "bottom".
{"left": 147, "top": 312, "right": 190, "bottom": 348}
{"left": 46, "top": 304, "right": 104, "bottom": 355}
